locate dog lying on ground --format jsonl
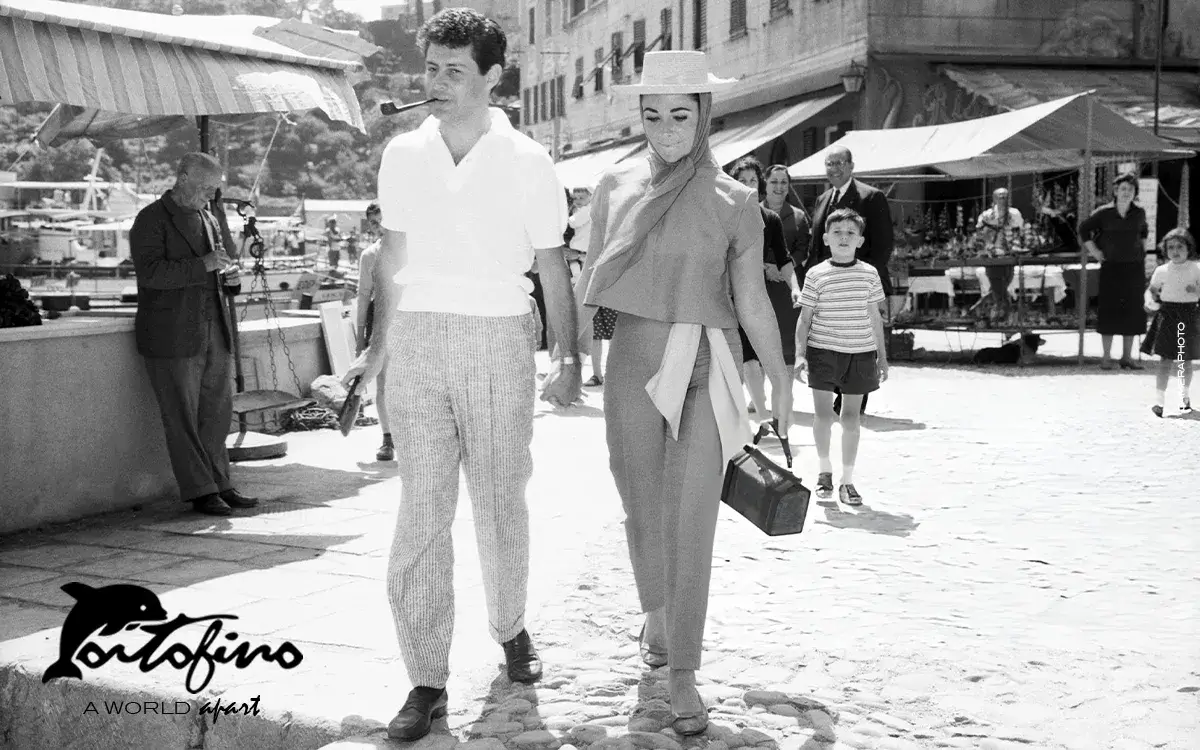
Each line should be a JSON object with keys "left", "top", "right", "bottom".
{"left": 972, "top": 333, "right": 1046, "bottom": 365}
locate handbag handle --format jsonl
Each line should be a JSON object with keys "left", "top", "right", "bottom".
{"left": 751, "top": 420, "right": 793, "bottom": 469}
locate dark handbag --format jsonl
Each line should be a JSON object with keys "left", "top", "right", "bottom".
{"left": 720, "top": 421, "right": 811, "bottom": 536}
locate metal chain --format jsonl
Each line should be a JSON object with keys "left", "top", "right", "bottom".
{"left": 235, "top": 214, "right": 303, "bottom": 396}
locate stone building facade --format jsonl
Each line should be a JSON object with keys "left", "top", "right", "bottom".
{"left": 518, "top": 0, "right": 1198, "bottom": 228}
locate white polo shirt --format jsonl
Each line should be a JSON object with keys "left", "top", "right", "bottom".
{"left": 377, "top": 108, "right": 567, "bottom": 316}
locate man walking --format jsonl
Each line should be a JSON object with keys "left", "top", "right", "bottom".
{"left": 354, "top": 202, "right": 394, "bottom": 461}
{"left": 130, "top": 152, "right": 258, "bottom": 516}
{"left": 805, "top": 145, "right": 895, "bottom": 414}
{"left": 343, "top": 8, "right": 581, "bottom": 742}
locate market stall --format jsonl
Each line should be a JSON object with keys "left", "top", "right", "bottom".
{"left": 789, "top": 93, "right": 1194, "bottom": 358}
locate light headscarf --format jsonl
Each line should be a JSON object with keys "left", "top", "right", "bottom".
{"left": 582, "top": 93, "right": 716, "bottom": 302}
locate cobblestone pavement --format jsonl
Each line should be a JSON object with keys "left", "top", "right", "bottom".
{"left": 2, "top": 349, "right": 1198, "bottom": 750}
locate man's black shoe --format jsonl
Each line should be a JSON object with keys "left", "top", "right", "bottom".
{"left": 502, "top": 629, "right": 543, "bottom": 683}
{"left": 191, "top": 494, "right": 232, "bottom": 516}
{"left": 219, "top": 489, "right": 258, "bottom": 508}
{"left": 387, "top": 687, "right": 447, "bottom": 741}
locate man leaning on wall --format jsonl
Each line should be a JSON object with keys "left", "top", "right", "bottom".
{"left": 129, "top": 152, "right": 259, "bottom": 517}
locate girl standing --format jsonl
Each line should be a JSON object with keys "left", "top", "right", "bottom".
{"left": 1142, "top": 228, "right": 1199, "bottom": 416}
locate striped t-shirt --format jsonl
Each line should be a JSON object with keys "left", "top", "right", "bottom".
{"left": 799, "top": 259, "right": 885, "bottom": 354}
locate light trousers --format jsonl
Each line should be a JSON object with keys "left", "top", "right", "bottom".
{"left": 384, "top": 311, "right": 538, "bottom": 689}
{"left": 604, "top": 313, "right": 739, "bottom": 670}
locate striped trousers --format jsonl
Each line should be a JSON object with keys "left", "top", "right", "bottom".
{"left": 384, "top": 311, "right": 538, "bottom": 689}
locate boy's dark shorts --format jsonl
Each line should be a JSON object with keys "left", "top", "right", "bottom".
{"left": 806, "top": 346, "right": 880, "bottom": 394}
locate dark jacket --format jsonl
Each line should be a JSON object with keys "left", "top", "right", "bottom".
{"left": 130, "top": 192, "right": 232, "bottom": 358}
{"left": 806, "top": 178, "right": 895, "bottom": 296}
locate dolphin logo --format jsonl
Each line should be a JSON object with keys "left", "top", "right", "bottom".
{"left": 42, "top": 582, "right": 168, "bottom": 683}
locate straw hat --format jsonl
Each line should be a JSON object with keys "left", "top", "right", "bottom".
{"left": 612, "top": 51, "right": 737, "bottom": 95}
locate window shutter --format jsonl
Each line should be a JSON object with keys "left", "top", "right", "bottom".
{"left": 730, "top": 0, "right": 745, "bottom": 35}
{"left": 633, "top": 20, "right": 646, "bottom": 71}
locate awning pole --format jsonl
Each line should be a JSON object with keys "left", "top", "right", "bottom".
{"left": 198, "top": 116, "right": 210, "bottom": 153}
{"left": 1078, "top": 97, "right": 1095, "bottom": 365}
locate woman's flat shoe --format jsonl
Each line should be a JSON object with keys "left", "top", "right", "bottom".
{"left": 671, "top": 689, "right": 709, "bottom": 736}
{"left": 638, "top": 624, "right": 668, "bottom": 668}
{"left": 1119, "top": 359, "right": 1144, "bottom": 370}
{"left": 584, "top": 375, "right": 604, "bottom": 387}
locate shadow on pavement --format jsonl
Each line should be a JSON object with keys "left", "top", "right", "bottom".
{"left": 231, "top": 462, "right": 391, "bottom": 505}
{"left": 1165, "top": 409, "right": 1200, "bottom": 421}
{"left": 534, "top": 403, "right": 605, "bottom": 420}
{"left": 786, "top": 410, "right": 927, "bottom": 433}
{"left": 896, "top": 355, "right": 1157, "bottom": 378}
{"left": 815, "top": 500, "right": 921, "bottom": 538}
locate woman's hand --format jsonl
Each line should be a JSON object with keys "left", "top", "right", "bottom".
{"left": 794, "top": 358, "right": 808, "bottom": 383}
{"left": 790, "top": 287, "right": 803, "bottom": 308}
{"left": 763, "top": 264, "right": 786, "bottom": 283}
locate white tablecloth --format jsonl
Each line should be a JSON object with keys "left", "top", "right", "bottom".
{"left": 906, "top": 276, "right": 955, "bottom": 296}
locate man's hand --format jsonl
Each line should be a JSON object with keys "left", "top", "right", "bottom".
{"left": 343, "top": 346, "right": 386, "bottom": 389}
{"left": 220, "top": 262, "right": 241, "bottom": 287}
{"left": 763, "top": 264, "right": 786, "bottom": 283}
{"left": 794, "top": 358, "right": 808, "bottom": 383}
{"left": 539, "top": 361, "right": 582, "bottom": 408}
{"left": 879, "top": 359, "right": 889, "bottom": 383}
{"left": 202, "top": 251, "right": 227, "bottom": 272}
{"left": 790, "top": 287, "right": 803, "bottom": 308}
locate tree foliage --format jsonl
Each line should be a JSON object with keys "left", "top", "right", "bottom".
{"left": 0, "top": 1, "right": 453, "bottom": 213}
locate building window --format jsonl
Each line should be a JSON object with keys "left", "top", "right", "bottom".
{"left": 729, "top": 0, "right": 746, "bottom": 36}
{"left": 594, "top": 47, "right": 604, "bottom": 92}
{"left": 523, "top": 88, "right": 532, "bottom": 126}
{"left": 573, "top": 56, "right": 585, "bottom": 98}
{"left": 541, "top": 81, "right": 550, "bottom": 121}
{"left": 769, "top": 0, "right": 789, "bottom": 17}
{"left": 528, "top": 7, "right": 536, "bottom": 45}
{"left": 692, "top": 0, "right": 706, "bottom": 49}
{"left": 661, "top": 8, "right": 673, "bottom": 50}
{"left": 632, "top": 19, "right": 646, "bottom": 71}
{"left": 533, "top": 85, "right": 539, "bottom": 123}
{"left": 571, "top": 0, "right": 585, "bottom": 17}
{"left": 611, "top": 32, "right": 623, "bottom": 83}
{"left": 545, "top": 0, "right": 552, "bottom": 37}
{"left": 556, "top": 75, "right": 566, "bottom": 117}
{"left": 548, "top": 78, "right": 556, "bottom": 119}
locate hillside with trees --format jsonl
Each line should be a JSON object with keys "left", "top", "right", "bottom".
{"left": 0, "top": 0, "right": 520, "bottom": 215}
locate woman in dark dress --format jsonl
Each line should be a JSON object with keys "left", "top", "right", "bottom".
{"left": 730, "top": 156, "right": 799, "bottom": 416}
{"left": 1079, "top": 172, "right": 1150, "bottom": 370}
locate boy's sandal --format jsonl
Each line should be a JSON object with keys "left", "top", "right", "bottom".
{"left": 839, "top": 484, "right": 863, "bottom": 506}
{"left": 1183, "top": 399, "right": 1193, "bottom": 412}
{"left": 584, "top": 375, "right": 604, "bottom": 387}
{"left": 815, "top": 472, "right": 834, "bottom": 498}
{"left": 1152, "top": 405, "right": 1164, "bottom": 418}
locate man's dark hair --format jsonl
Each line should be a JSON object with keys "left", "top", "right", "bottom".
{"left": 826, "top": 207, "right": 866, "bottom": 235}
{"left": 418, "top": 8, "right": 506, "bottom": 75}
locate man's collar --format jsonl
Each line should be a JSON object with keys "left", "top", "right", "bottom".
{"left": 419, "top": 107, "right": 513, "bottom": 138}
{"left": 161, "top": 190, "right": 202, "bottom": 215}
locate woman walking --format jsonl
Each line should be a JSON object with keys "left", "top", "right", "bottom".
{"left": 1079, "top": 172, "right": 1151, "bottom": 369}
{"left": 573, "top": 51, "right": 791, "bottom": 735}
{"left": 729, "top": 156, "right": 801, "bottom": 415}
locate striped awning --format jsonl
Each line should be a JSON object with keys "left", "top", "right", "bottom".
{"left": 0, "top": 0, "right": 370, "bottom": 142}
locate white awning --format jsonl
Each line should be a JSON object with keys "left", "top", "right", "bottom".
{"left": 710, "top": 93, "right": 844, "bottom": 168}
{"left": 555, "top": 142, "right": 644, "bottom": 190}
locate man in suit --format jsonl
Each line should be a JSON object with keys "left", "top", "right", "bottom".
{"left": 130, "top": 152, "right": 259, "bottom": 517}
{"left": 805, "top": 145, "right": 895, "bottom": 414}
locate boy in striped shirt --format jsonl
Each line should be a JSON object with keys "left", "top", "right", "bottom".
{"left": 795, "top": 208, "right": 889, "bottom": 506}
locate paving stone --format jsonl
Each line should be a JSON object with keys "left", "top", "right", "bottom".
{"left": 767, "top": 704, "right": 801, "bottom": 718}
{"left": 512, "top": 730, "right": 563, "bottom": 748}
{"left": 568, "top": 725, "right": 609, "bottom": 744}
